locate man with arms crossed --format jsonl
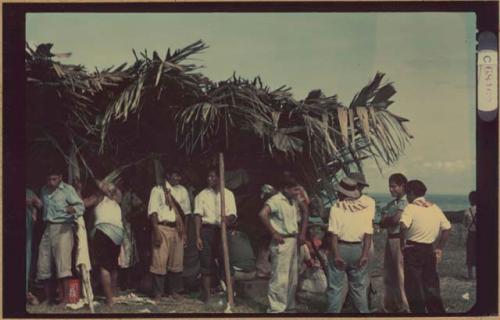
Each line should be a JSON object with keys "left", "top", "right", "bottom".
{"left": 380, "top": 173, "right": 410, "bottom": 312}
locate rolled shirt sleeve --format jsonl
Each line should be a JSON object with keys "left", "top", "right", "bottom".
{"left": 328, "top": 206, "right": 341, "bottom": 235}
{"left": 226, "top": 190, "right": 237, "bottom": 217}
{"left": 147, "top": 187, "right": 162, "bottom": 217}
{"left": 66, "top": 185, "right": 84, "bottom": 218}
{"left": 193, "top": 193, "right": 204, "bottom": 217}
{"left": 399, "top": 206, "right": 413, "bottom": 229}
{"left": 265, "top": 196, "right": 277, "bottom": 213}
{"left": 439, "top": 209, "right": 452, "bottom": 230}
{"left": 180, "top": 188, "right": 192, "bottom": 215}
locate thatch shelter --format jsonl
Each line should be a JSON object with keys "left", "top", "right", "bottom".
{"left": 26, "top": 40, "right": 412, "bottom": 231}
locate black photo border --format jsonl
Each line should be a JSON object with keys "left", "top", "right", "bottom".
{"left": 3, "top": 1, "right": 498, "bottom": 318}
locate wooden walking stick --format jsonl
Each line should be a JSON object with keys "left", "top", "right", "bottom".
{"left": 219, "top": 152, "right": 234, "bottom": 311}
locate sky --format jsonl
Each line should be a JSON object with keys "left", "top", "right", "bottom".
{"left": 26, "top": 12, "right": 477, "bottom": 195}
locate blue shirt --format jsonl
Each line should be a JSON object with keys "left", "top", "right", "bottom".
{"left": 381, "top": 195, "right": 408, "bottom": 234}
{"left": 41, "top": 182, "right": 84, "bottom": 223}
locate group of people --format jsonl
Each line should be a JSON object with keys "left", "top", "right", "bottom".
{"left": 25, "top": 167, "right": 244, "bottom": 307}
{"left": 25, "top": 165, "right": 459, "bottom": 314}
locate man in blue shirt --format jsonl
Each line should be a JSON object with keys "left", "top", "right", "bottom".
{"left": 380, "top": 173, "right": 410, "bottom": 312}
{"left": 36, "top": 168, "right": 84, "bottom": 304}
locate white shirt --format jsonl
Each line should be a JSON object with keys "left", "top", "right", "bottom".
{"left": 193, "top": 188, "right": 237, "bottom": 225}
{"left": 94, "top": 196, "right": 123, "bottom": 229}
{"left": 265, "top": 192, "right": 299, "bottom": 236}
{"left": 147, "top": 182, "right": 178, "bottom": 223}
{"left": 360, "top": 195, "right": 376, "bottom": 221}
{"left": 328, "top": 197, "right": 375, "bottom": 242}
{"left": 400, "top": 197, "right": 452, "bottom": 244}
{"left": 170, "top": 184, "right": 192, "bottom": 215}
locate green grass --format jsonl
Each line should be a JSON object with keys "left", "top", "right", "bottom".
{"left": 27, "top": 223, "right": 475, "bottom": 314}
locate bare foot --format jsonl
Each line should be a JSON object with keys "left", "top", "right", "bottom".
{"left": 27, "top": 292, "right": 40, "bottom": 305}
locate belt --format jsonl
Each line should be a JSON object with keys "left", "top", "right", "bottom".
{"left": 46, "top": 221, "right": 71, "bottom": 225}
{"left": 202, "top": 223, "right": 219, "bottom": 228}
{"left": 338, "top": 240, "right": 361, "bottom": 245}
{"left": 406, "top": 240, "right": 433, "bottom": 246}
{"left": 159, "top": 221, "right": 177, "bottom": 228}
{"left": 388, "top": 233, "right": 401, "bottom": 239}
{"left": 282, "top": 234, "right": 297, "bottom": 238}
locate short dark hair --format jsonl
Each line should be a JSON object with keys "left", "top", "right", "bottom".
{"left": 389, "top": 173, "right": 407, "bottom": 186}
{"left": 47, "top": 167, "right": 63, "bottom": 176}
{"left": 406, "top": 180, "right": 427, "bottom": 198}
{"left": 468, "top": 191, "right": 477, "bottom": 206}
{"left": 165, "top": 166, "right": 182, "bottom": 177}
{"left": 207, "top": 167, "right": 219, "bottom": 177}
{"left": 278, "top": 176, "right": 300, "bottom": 189}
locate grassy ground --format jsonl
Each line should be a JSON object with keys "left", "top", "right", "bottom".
{"left": 27, "top": 223, "right": 475, "bottom": 314}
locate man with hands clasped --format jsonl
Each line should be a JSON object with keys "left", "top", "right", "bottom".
{"left": 326, "top": 176, "right": 374, "bottom": 313}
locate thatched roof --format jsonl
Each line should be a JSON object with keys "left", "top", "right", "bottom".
{"left": 25, "top": 40, "right": 412, "bottom": 198}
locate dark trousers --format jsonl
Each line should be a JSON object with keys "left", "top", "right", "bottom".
{"left": 403, "top": 244, "right": 445, "bottom": 313}
{"left": 152, "top": 272, "right": 183, "bottom": 297}
{"left": 200, "top": 224, "right": 234, "bottom": 277}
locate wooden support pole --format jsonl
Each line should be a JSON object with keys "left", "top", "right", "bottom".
{"left": 219, "top": 152, "right": 234, "bottom": 309}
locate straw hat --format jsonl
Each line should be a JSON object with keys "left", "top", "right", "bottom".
{"left": 334, "top": 177, "right": 361, "bottom": 198}
{"left": 349, "top": 172, "right": 369, "bottom": 187}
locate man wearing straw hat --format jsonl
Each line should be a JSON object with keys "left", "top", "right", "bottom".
{"left": 326, "top": 176, "right": 374, "bottom": 313}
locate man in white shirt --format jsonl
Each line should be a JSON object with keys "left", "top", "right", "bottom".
{"left": 327, "top": 176, "right": 374, "bottom": 313}
{"left": 259, "top": 176, "right": 308, "bottom": 313}
{"left": 193, "top": 169, "right": 237, "bottom": 303}
{"left": 399, "top": 180, "right": 451, "bottom": 313}
{"left": 147, "top": 170, "right": 186, "bottom": 301}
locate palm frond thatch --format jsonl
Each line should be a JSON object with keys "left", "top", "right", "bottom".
{"left": 26, "top": 40, "right": 413, "bottom": 198}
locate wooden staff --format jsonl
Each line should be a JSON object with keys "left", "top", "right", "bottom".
{"left": 219, "top": 152, "right": 234, "bottom": 309}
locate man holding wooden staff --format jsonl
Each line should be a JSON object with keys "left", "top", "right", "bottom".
{"left": 259, "top": 176, "right": 309, "bottom": 313}
{"left": 193, "top": 169, "right": 237, "bottom": 303}
{"left": 147, "top": 172, "right": 186, "bottom": 301}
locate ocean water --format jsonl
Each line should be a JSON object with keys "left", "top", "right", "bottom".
{"left": 367, "top": 193, "right": 470, "bottom": 213}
